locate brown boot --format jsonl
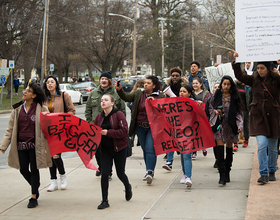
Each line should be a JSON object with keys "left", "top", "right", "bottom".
{"left": 238, "top": 133, "right": 244, "bottom": 144}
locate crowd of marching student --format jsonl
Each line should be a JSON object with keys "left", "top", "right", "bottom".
{"left": 0, "top": 55, "right": 280, "bottom": 210}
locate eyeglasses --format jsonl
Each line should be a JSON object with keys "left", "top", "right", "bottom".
{"left": 23, "top": 89, "right": 33, "bottom": 94}
{"left": 171, "top": 74, "right": 180, "bottom": 77}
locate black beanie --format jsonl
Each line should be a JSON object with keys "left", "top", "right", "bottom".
{"left": 100, "top": 71, "right": 112, "bottom": 79}
{"left": 257, "top": 62, "right": 271, "bottom": 70}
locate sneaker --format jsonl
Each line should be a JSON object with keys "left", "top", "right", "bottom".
{"left": 162, "top": 161, "right": 172, "bottom": 171}
{"left": 242, "top": 140, "right": 249, "bottom": 147}
{"left": 97, "top": 200, "right": 110, "bottom": 210}
{"left": 180, "top": 175, "right": 187, "bottom": 184}
{"left": 185, "top": 177, "right": 192, "bottom": 187}
{"left": 60, "top": 174, "right": 67, "bottom": 190}
{"left": 191, "top": 153, "right": 196, "bottom": 160}
{"left": 27, "top": 198, "right": 38, "bottom": 208}
{"left": 47, "top": 179, "right": 58, "bottom": 192}
{"left": 146, "top": 170, "right": 154, "bottom": 184}
{"left": 125, "top": 184, "right": 132, "bottom": 201}
{"left": 202, "top": 149, "right": 207, "bottom": 156}
{"left": 233, "top": 144, "right": 238, "bottom": 152}
{"left": 257, "top": 175, "right": 269, "bottom": 184}
{"left": 269, "top": 172, "right": 276, "bottom": 181}
{"left": 96, "top": 170, "right": 101, "bottom": 176}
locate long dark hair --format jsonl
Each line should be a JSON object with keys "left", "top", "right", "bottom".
{"left": 146, "top": 75, "right": 161, "bottom": 91}
{"left": 253, "top": 66, "right": 279, "bottom": 86}
{"left": 28, "top": 82, "right": 47, "bottom": 106}
{"left": 43, "top": 76, "right": 61, "bottom": 97}
{"left": 215, "top": 75, "right": 244, "bottom": 111}
{"left": 180, "top": 84, "right": 193, "bottom": 98}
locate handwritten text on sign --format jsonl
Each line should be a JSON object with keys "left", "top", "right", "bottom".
{"left": 40, "top": 113, "right": 102, "bottom": 170}
{"left": 235, "top": 0, "right": 280, "bottom": 62}
{"left": 146, "top": 97, "right": 216, "bottom": 156}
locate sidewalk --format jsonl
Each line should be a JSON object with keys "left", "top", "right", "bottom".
{"left": 0, "top": 138, "right": 278, "bottom": 219}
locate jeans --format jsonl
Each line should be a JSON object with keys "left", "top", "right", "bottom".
{"left": 181, "top": 153, "right": 192, "bottom": 178}
{"left": 256, "top": 135, "right": 278, "bottom": 176}
{"left": 166, "top": 151, "right": 174, "bottom": 162}
{"left": 135, "top": 125, "right": 157, "bottom": 171}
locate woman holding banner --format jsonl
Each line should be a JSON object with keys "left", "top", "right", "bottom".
{"left": 94, "top": 94, "right": 132, "bottom": 209}
{"left": 178, "top": 85, "right": 194, "bottom": 186}
{"left": 191, "top": 76, "right": 211, "bottom": 160}
{"left": 115, "top": 76, "right": 165, "bottom": 185}
{"left": 209, "top": 75, "right": 243, "bottom": 185}
{"left": 43, "top": 76, "right": 76, "bottom": 192}
{"left": 0, "top": 82, "right": 52, "bottom": 208}
{"left": 233, "top": 52, "right": 280, "bottom": 184}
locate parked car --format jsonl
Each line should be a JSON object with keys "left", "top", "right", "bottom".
{"left": 72, "top": 81, "right": 97, "bottom": 101}
{"left": 18, "top": 78, "right": 25, "bottom": 85}
{"left": 60, "top": 83, "right": 83, "bottom": 105}
{"left": 118, "top": 78, "right": 137, "bottom": 93}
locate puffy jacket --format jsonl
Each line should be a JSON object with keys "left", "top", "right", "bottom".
{"left": 94, "top": 110, "right": 128, "bottom": 152}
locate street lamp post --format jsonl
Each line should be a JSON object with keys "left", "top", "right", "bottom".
{"left": 109, "top": 1, "right": 137, "bottom": 75}
{"left": 210, "top": 44, "right": 213, "bottom": 66}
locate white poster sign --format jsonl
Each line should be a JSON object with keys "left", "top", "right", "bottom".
{"left": 235, "top": 0, "right": 280, "bottom": 62}
{"left": 205, "top": 63, "right": 236, "bottom": 93}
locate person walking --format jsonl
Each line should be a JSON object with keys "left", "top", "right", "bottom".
{"left": 191, "top": 76, "right": 211, "bottom": 159}
{"left": 178, "top": 85, "right": 194, "bottom": 187}
{"left": 85, "top": 71, "right": 126, "bottom": 178}
{"left": 209, "top": 75, "right": 243, "bottom": 185}
{"left": 115, "top": 75, "right": 165, "bottom": 184}
{"left": 43, "top": 76, "right": 76, "bottom": 192}
{"left": 13, "top": 75, "right": 20, "bottom": 95}
{"left": 0, "top": 82, "right": 52, "bottom": 208}
{"left": 162, "top": 67, "right": 188, "bottom": 170}
{"left": 233, "top": 52, "right": 280, "bottom": 184}
{"left": 94, "top": 94, "right": 132, "bottom": 209}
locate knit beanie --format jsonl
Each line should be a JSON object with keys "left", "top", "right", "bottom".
{"left": 100, "top": 71, "right": 112, "bottom": 79}
{"left": 257, "top": 62, "right": 271, "bottom": 70}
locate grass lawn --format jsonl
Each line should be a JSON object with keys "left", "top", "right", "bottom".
{"left": 0, "top": 85, "right": 24, "bottom": 111}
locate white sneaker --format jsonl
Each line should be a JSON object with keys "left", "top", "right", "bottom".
{"left": 60, "top": 174, "right": 67, "bottom": 190}
{"left": 180, "top": 175, "right": 187, "bottom": 184}
{"left": 47, "top": 179, "right": 58, "bottom": 192}
{"left": 185, "top": 177, "right": 192, "bottom": 187}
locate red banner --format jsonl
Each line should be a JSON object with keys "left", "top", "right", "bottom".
{"left": 146, "top": 97, "right": 216, "bottom": 156}
{"left": 40, "top": 113, "right": 102, "bottom": 170}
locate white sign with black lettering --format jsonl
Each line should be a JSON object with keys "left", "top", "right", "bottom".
{"left": 235, "top": 0, "right": 280, "bottom": 62}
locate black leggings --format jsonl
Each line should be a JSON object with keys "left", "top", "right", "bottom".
{"left": 101, "top": 147, "right": 130, "bottom": 201}
{"left": 18, "top": 149, "right": 40, "bottom": 195}
{"left": 49, "top": 153, "right": 65, "bottom": 179}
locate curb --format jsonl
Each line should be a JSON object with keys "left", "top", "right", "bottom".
{"left": 0, "top": 110, "right": 12, "bottom": 114}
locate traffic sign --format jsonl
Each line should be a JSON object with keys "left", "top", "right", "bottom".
{"left": 50, "top": 64, "right": 54, "bottom": 71}
{"left": 9, "top": 60, "right": 14, "bottom": 69}
{"left": 2, "top": 59, "right": 7, "bottom": 67}
{"left": 1, "top": 75, "right": 5, "bottom": 83}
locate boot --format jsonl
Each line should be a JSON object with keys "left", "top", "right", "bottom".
{"left": 216, "top": 145, "right": 226, "bottom": 185}
{"left": 225, "top": 147, "right": 233, "bottom": 183}
{"left": 238, "top": 133, "right": 244, "bottom": 144}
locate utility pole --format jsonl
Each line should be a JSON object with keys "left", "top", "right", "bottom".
{"left": 182, "top": 31, "right": 185, "bottom": 73}
{"left": 132, "top": 0, "right": 137, "bottom": 75}
{"left": 192, "top": 30, "right": 195, "bottom": 61}
{"left": 161, "top": 19, "right": 165, "bottom": 78}
{"left": 41, "top": 0, "right": 50, "bottom": 87}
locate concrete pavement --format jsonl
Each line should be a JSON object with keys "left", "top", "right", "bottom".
{"left": 1, "top": 136, "right": 275, "bottom": 220}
